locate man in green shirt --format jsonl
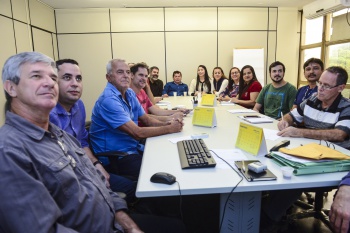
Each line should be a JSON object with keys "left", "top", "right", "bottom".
{"left": 253, "top": 61, "right": 297, "bottom": 119}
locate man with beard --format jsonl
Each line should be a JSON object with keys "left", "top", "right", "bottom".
{"left": 253, "top": 61, "right": 297, "bottom": 119}
{"left": 148, "top": 66, "right": 163, "bottom": 98}
{"left": 292, "top": 57, "right": 324, "bottom": 109}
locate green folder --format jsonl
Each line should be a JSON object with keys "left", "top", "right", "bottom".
{"left": 270, "top": 152, "right": 350, "bottom": 175}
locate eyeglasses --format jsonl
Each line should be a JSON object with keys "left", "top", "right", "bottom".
{"left": 316, "top": 81, "right": 341, "bottom": 90}
{"left": 231, "top": 71, "right": 239, "bottom": 75}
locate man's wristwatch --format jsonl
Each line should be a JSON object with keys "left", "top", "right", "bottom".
{"left": 93, "top": 160, "right": 103, "bottom": 166}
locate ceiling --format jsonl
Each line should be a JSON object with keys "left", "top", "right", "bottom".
{"left": 39, "top": 0, "right": 315, "bottom": 10}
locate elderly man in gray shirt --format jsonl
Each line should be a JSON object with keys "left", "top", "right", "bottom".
{"left": 0, "top": 52, "right": 185, "bottom": 233}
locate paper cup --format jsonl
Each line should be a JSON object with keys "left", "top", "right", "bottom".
{"left": 173, "top": 92, "right": 177, "bottom": 97}
{"left": 281, "top": 166, "right": 293, "bottom": 179}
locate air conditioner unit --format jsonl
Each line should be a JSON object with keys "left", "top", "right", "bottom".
{"left": 303, "top": 0, "right": 350, "bottom": 19}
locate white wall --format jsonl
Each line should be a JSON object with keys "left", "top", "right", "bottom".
{"left": 55, "top": 6, "right": 301, "bottom": 120}
{"left": 0, "top": 0, "right": 56, "bottom": 125}
{"left": 0, "top": 3, "right": 301, "bottom": 124}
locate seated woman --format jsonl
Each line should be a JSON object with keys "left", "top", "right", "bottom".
{"left": 218, "top": 67, "right": 240, "bottom": 101}
{"left": 189, "top": 65, "right": 213, "bottom": 96}
{"left": 212, "top": 67, "right": 228, "bottom": 96}
{"left": 230, "top": 65, "right": 262, "bottom": 108}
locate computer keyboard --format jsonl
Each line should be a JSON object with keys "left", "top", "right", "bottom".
{"left": 177, "top": 139, "right": 216, "bottom": 169}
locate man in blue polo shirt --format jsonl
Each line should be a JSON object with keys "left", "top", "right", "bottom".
{"left": 90, "top": 59, "right": 183, "bottom": 179}
{"left": 162, "top": 70, "right": 188, "bottom": 97}
{"left": 292, "top": 58, "right": 324, "bottom": 109}
{"left": 50, "top": 59, "right": 136, "bottom": 200}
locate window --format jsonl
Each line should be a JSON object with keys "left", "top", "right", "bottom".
{"left": 299, "top": 9, "right": 350, "bottom": 96}
{"left": 304, "top": 17, "right": 323, "bottom": 45}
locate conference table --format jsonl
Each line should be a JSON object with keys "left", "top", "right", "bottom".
{"left": 136, "top": 96, "right": 349, "bottom": 233}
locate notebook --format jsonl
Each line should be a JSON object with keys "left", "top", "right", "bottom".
{"left": 238, "top": 115, "right": 273, "bottom": 124}
{"left": 235, "top": 160, "right": 277, "bottom": 182}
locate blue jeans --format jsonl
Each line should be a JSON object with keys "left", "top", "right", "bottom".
{"left": 108, "top": 173, "right": 136, "bottom": 203}
{"left": 105, "top": 154, "right": 143, "bottom": 202}
{"left": 108, "top": 153, "right": 143, "bottom": 180}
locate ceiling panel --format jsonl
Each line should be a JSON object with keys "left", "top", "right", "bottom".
{"left": 39, "top": 0, "right": 315, "bottom": 10}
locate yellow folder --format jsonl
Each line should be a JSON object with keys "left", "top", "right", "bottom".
{"left": 279, "top": 143, "right": 350, "bottom": 160}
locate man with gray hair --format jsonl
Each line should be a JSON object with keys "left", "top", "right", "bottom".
{"left": 261, "top": 66, "right": 350, "bottom": 232}
{"left": 0, "top": 52, "right": 185, "bottom": 233}
{"left": 90, "top": 59, "right": 183, "bottom": 180}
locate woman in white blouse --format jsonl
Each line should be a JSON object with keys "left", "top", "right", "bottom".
{"left": 189, "top": 65, "right": 213, "bottom": 96}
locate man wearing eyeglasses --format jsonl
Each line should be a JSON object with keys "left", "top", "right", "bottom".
{"left": 260, "top": 66, "right": 350, "bottom": 232}
{"left": 278, "top": 66, "right": 350, "bottom": 149}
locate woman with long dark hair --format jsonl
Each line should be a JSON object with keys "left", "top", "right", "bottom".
{"left": 212, "top": 67, "right": 228, "bottom": 97}
{"left": 189, "top": 65, "right": 213, "bottom": 96}
{"left": 218, "top": 67, "right": 240, "bottom": 101}
{"left": 230, "top": 65, "right": 262, "bottom": 108}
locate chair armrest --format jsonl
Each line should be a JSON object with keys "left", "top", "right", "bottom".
{"left": 94, "top": 151, "right": 129, "bottom": 158}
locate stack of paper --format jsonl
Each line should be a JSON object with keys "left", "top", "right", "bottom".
{"left": 271, "top": 151, "right": 350, "bottom": 175}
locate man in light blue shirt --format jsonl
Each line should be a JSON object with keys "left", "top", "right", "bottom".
{"left": 90, "top": 59, "right": 183, "bottom": 179}
{"left": 162, "top": 70, "right": 188, "bottom": 96}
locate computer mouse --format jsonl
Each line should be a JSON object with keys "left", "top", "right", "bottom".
{"left": 150, "top": 172, "right": 176, "bottom": 185}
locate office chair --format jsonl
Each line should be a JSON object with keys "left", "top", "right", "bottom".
{"left": 286, "top": 187, "right": 336, "bottom": 230}
{"left": 85, "top": 121, "right": 131, "bottom": 199}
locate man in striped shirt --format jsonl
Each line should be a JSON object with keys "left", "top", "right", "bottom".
{"left": 260, "top": 66, "right": 350, "bottom": 232}
{"left": 278, "top": 66, "right": 350, "bottom": 149}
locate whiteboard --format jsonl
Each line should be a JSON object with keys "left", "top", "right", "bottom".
{"left": 233, "top": 48, "right": 265, "bottom": 86}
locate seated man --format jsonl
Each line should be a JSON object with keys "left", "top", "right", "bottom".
{"left": 129, "top": 63, "right": 187, "bottom": 123}
{"left": 278, "top": 66, "right": 350, "bottom": 148}
{"left": 292, "top": 58, "right": 324, "bottom": 109}
{"left": 253, "top": 61, "right": 297, "bottom": 119}
{"left": 148, "top": 66, "right": 163, "bottom": 102}
{"left": 262, "top": 66, "right": 350, "bottom": 230}
{"left": 90, "top": 59, "right": 183, "bottom": 179}
{"left": 162, "top": 70, "right": 189, "bottom": 97}
{"left": 50, "top": 58, "right": 136, "bottom": 200}
{"left": 0, "top": 51, "right": 185, "bottom": 233}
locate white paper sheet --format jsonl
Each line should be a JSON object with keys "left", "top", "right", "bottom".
{"left": 211, "top": 149, "right": 248, "bottom": 169}
{"left": 228, "top": 109, "right": 256, "bottom": 114}
{"left": 263, "top": 128, "right": 281, "bottom": 141}
{"left": 220, "top": 101, "right": 235, "bottom": 106}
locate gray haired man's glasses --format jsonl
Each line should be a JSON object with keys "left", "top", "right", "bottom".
{"left": 316, "top": 81, "right": 342, "bottom": 90}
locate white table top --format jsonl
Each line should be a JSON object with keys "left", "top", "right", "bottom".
{"left": 136, "top": 96, "right": 349, "bottom": 197}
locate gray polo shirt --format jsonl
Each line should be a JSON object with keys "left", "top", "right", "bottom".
{"left": 0, "top": 111, "right": 127, "bottom": 233}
